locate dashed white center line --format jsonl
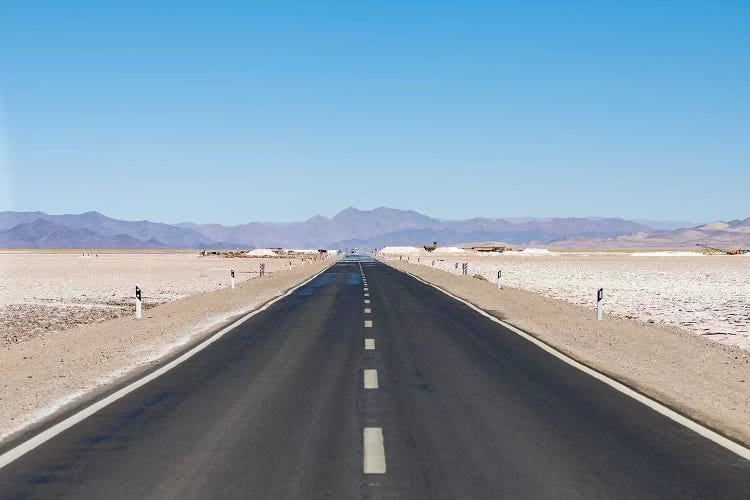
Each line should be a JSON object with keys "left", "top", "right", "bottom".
{"left": 364, "top": 299, "right": 370, "bottom": 304}
{"left": 364, "top": 320, "right": 373, "bottom": 328}
{"left": 365, "top": 338, "right": 375, "bottom": 350}
{"left": 363, "top": 428, "right": 386, "bottom": 474}
{"left": 364, "top": 293, "right": 369, "bottom": 297}
{"left": 364, "top": 288, "right": 369, "bottom": 292}
{"left": 364, "top": 308, "right": 371, "bottom": 314}
{"left": 364, "top": 369, "right": 379, "bottom": 389}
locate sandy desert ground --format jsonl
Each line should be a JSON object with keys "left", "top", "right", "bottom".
{"left": 0, "top": 252, "right": 320, "bottom": 346}
{"left": 382, "top": 249, "right": 750, "bottom": 349}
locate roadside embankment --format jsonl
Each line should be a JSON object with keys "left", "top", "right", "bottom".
{"left": 0, "top": 257, "right": 335, "bottom": 442}
{"left": 0, "top": 252, "right": 324, "bottom": 346}
{"left": 382, "top": 258, "right": 750, "bottom": 447}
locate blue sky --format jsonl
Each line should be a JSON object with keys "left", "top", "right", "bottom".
{"left": 1, "top": 1, "right": 748, "bottom": 224}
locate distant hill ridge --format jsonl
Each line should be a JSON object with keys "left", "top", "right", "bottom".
{"left": 0, "top": 208, "right": 744, "bottom": 250}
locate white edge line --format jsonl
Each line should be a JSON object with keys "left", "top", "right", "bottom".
{"left": 388, "top": 262, "right": 750, "bottom": 462}
{"left": 0, "top": 260, "right": 339, "bottom": 469}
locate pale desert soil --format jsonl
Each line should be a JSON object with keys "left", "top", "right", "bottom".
{"left": 393, "top": 252, "right": 750, "bottom": 349}
{"left": 0, "top": 252, "right": 318, "bottom": 346}
{"left": 383, "top": 258, "right": 750, "bottom": 447}
{"left": 0, "top": 256, "right": 334, "bottom": 441}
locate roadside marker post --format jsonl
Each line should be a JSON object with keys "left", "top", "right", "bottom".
{"left": 597, "top": 288, "right": 604, "bottom": 321}
{"left": 289, "top": 261, "right": 292, "bottom": 271}
{"left": 135, "top": 286, "right": 142, "bottom": 319}
{"left": 497, "top": 270, "right": 502, "bottom": 289}
{"left": 230, "top": 269, "right": 235, "bottom": 289}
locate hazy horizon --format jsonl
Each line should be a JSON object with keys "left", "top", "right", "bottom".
{"left": 0, "top": 206, "right": 710, "bottom": 229}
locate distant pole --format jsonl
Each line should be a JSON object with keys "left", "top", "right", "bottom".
{"left": 597, "top": 288, "right": 604, "bottom": 321}
{"left": 432, "top": 260, "right": 435, "bottom": 269}
{"left": 289, "top": 261, "right": 292, "bottom": 271}
{"left": 230, "top": 269, "right": 235, "bottom": 289}
{"left": 135, "top": 286, "right": 142, "bottom": 319}
{"left": 497, "top": 270, "right": 502, "bottom": 289}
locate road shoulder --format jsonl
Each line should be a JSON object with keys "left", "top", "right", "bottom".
{"left": 381, "top": 258, "right": 750, "bottom": 449}
{"left": 0, "top": 259, "right": 336, "bottom": 445}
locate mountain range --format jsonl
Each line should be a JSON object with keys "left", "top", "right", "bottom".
{"left": 0, "top": 208, "right": 746, "bottom": 250}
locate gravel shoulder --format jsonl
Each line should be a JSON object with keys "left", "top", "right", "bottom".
{"left": 383, "top": 259, "right": 750, "bottom": 448}
{"left": 0, "top": 258, "right": 334, "bottom": 443}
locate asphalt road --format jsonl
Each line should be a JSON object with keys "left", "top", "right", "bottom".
{"left": 1, "top": 256, "right": 749, "bottom": 499}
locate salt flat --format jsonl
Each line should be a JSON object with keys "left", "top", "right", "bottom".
{"left": 0, "top": 252, "right": 313, "bottom": 345}
{"left": 402, "top": 252, "right": 750, "bottom": 349}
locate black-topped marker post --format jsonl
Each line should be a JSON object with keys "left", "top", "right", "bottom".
{"left": 230, "top": 269, "right": 235, "bottom": 289}
{"left": 135, "top": 286, "right": 142, "bottom": 319}
{"left": 597, "top": 287, "right": 604, "bottom": 321}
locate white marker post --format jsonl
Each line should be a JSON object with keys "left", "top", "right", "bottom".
{"left": 135, "top": 286, "right": 142, "bottom": 319}
{"left": 597, "top": 288, "right": 604, "bottom": 321}
{"left": 289, "top": 261, "right": 292, "bottom": 271}
{"left": 497, "top": 270, "right": 502, "bottom": 289}
{"left": 230, "top": 269, "right": 235, "bottom": 289}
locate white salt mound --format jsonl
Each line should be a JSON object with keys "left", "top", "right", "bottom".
{"left": 519, "top": 248, "right": 556, "bottom": 256}
{"left": 246, "top": 248, "right": 277, "bottom": 257}
{"left": 431, "top": 246, "right": 466, "bottom": 254}
{"left": 380, "top": 246, "right": 425, "bottom": 255}
{"left": 631, "top": 251, "right": 702, "bottom": 257}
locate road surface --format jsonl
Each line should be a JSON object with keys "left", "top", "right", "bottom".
{"left": 1, "top": 256, "right": 749, "bottom": 499}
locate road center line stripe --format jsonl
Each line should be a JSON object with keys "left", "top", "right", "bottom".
{"left": 363, "top": 427, "right": 386, "bottom": 474}
{"left": 364, "top": 308, "right": 371, "bottom": 314}
{"left": 364, "top": 299, "right": 370, "bottom": 304}
{"left": 365, "top": 338, "right": 375, "bottom": 350}
{"left": 388, "top": 262, "right": 750, "bottom": 462}
{"left": 364, "top": 293, "right": 369, "bottom": 297}
{"left": 364, "top": 320, "right": 373, "bottom": 328}
{"left": 364, "top": 369, "right": 379, "bottom": 389}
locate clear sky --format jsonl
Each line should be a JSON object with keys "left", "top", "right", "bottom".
{"left": 1, "top": 1, "right": 748, "bottom": 224}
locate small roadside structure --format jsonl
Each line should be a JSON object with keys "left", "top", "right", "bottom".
{"left": 471, "top": 246, "right": 509, "bottom": 253}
